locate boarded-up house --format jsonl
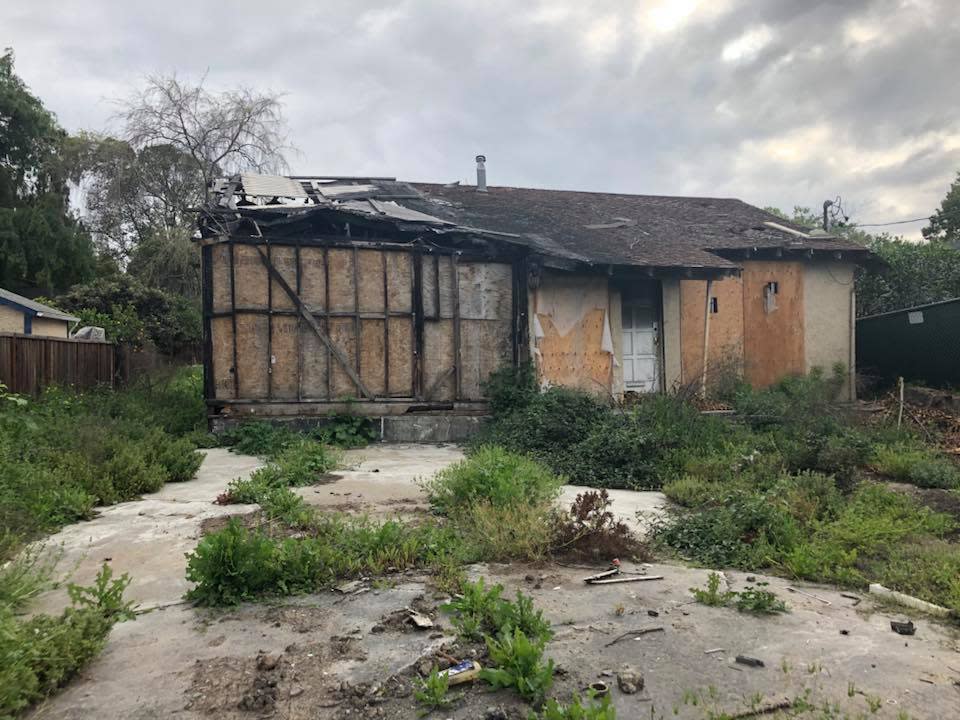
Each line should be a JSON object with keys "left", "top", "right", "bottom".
{"left": 197, "top": 170, "right": 874, "bottom": 436}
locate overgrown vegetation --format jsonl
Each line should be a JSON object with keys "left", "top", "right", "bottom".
{"left": 0, "top": 367, "right": 207, "bottom": 560}
{"left": 690, "top": 572, "right": 788, "bottom": 615}
{"left": 0, "top": 563, "right": 135, "bottom": 719}
{"left": 477, "top": 364, "right": 960, "bottom": 613}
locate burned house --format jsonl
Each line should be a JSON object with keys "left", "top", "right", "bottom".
{"left": 197, "top": 162, "right": 874, "bottom": 436}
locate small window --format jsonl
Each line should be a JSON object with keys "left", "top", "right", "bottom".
{"left": 709, "top": 297, "right": 719, "bottom": 314}
{"left": 763, "top": 281, "right": 779, "bottom": 313}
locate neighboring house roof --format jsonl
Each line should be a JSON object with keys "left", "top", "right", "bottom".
{"left": 0, "top": 288, "right": 80, "bottom": 322}
{"left": 204, "top": 175, "right": 875, "bottom": 272}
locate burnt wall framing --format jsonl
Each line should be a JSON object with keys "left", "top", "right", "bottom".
{"left": 201, "top": 232, "right": 529, "bottom": 417}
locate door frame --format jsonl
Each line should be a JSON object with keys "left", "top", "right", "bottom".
{"left": 619, "top": 280, "right": 664, "bottom": 393}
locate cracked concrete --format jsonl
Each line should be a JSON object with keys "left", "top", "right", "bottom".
{"left": 25, "top": 445, "right": 960, "bottom": 719}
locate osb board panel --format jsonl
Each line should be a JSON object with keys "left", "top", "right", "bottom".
{"left": 423, "top": 319, "right": 455, "bottom": 401}
{"left": 742, "top": 260, "right": 805, "bottom": 387}
{"left": 327, "top": 317, "right": 358, "bottom": 398}
{"left": 438, "top": 256, "right": 455, "bottom": 319}
{"left": 359, "top": 318, "right": 387, "bottom": 396}
{"left": 421, "top": 256, "right": 439, "bottom": 319}
{"left": 211, "top": 316, "right": 235, "bottom": 399}
{"left": 680, "top": 276, "right": 744, "bottom": 386}
{"left": 301, "top": 329, "right": 330, "bottom": 399}
{"left": 234, "top": 244, "right": 269, "bottom": 308}
{"left": 270, "top": 315, "right": 299, "bottom": 399}
{"left": 537, "top": 309, "right": 611, "bottom": 394}
{"left": 458, "top": 262, "right": 512, "bottom": 320}
{"left": 459, "top": 319, "right": 512, "bottom": 399}
{"left": 269, "top": 246, "right": 298, "bottom": 311}
{"left": 386, "top": 252, "right": 413, "bottom": 313}
{"left": 327, "top": 249, "right": 356, "bottom": 313}
{"left": 358, "top": 250, "right": 386, "bottom": 313}
{"left": 387, "top": 318, "right": 414, "bottom": 397}
{"left": 300, "top": 247, "right": 327, "bottom": 309}
{"left": 211, "top": 244, "right": 232, "bottom": 313}
{"left": 235, "top": 314, "right": 269, "bottom": 398}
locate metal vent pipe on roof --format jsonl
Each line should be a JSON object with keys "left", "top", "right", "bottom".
{"left": 476, "top": 155, "right": 487, "bottom": 192}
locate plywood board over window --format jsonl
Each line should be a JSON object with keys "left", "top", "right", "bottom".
{"left": 534, "top": 271, "right": 613, "bottom": 395}
{"left": 680, "top": 276, "right": 745, "bottom": 388}
{"left": 741, "top": 260, "right": 805, "bottom": 387}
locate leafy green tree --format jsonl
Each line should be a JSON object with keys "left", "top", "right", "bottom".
{"left": 55, "top": 275, "right": 200, "bottom": 355}
{"left": 922, "top": 172, "right": 960, "bottom": 245}
{"left": 0, "top": 48, "right": 96, "bottom": 293}
{"left": 855, "top": 235, "right": 960, "bottom": 316}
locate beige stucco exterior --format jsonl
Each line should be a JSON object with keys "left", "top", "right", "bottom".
{"left": 803, "top": 261, "right": 856, "bottom": 400}
{"left": 0, "top": 305, "right": 24, "bottom": 334}
{"left": 527, "top": 259, "right": 856, "bottom": 399}
{"left": 0, "top": 305, "right": 71, "bottom": 337}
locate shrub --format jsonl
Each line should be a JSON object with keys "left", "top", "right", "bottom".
{"left": 441, "top": 579, "right": 553, "bottom": 645}
{"left": 480, "top": 628, "right": 555, "bottom": 705}
{"left": 458, "top": 501, "right": 553, "bottom": 562}
{"left": 185, "top": 515, "right": 467, "bottom": 606}
{"left": 220, "top": 421, "right": 298, "bottom": 459}
{"left": 690, "top": 572, "right": 788, "bottom": 614}
{"left": 482, "top": 361, "right": 538, "bottom": 415}
{"left": 312, "top": 413, "right": 378, "bottom": 448}
{"left": 552, "top": 490, "right": 646, "bottom": 561}
{"left": 538, "top": 691, "right": 616, "bottom": 720}
{"left": 422, "top": 446, "right": 563, "bottom": 516}
{"left": 0, "top": 564, "right": 134, "bottom": 718}
{"left": 871, "top": 444, "right": 960, "bottom": 489}
{"left": 661, "top": 476, "right": 725, "bottom": 508}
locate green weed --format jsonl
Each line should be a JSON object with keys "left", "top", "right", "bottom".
{"left": 690, "top": 573, "right": 788, "bottom": 615}
{"left": 481, "top": 628, "right": 555, "bottom": 705}
{"left": 535, "top": 690, "right": 616, "bottom": 719}
{"left": 414, "top": 666, "right": 461, "bottom": 714}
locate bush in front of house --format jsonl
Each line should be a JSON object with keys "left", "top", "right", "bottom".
{"left": 0, "top": 367, "right": 206, "bottom": 559}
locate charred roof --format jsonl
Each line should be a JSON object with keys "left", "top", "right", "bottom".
{"left": 201, "top": 174, "right": 875, "bottom": 272}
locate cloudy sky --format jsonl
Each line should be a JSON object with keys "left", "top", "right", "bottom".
{"left": 4, "top": 0, "right": 959, "bottom": 238}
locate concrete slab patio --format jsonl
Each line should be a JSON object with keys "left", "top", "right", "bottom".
{"left": 24, "top": 444, "right": 960, "bottom": 720}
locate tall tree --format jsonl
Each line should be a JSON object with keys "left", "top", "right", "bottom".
{"left": 71, "top": 75, "right": 291, "bottom": 297}
{"left": 0, "top": 49, "right": 95, "bottom": 294}
{"left": 118, "top": 74, "right": 289, "bottom": 200}
{"left": 922, "top": 172, "right": 960, "bottom": 245}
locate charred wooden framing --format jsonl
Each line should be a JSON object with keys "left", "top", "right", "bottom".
{"left": 201, "top": 227, "right": 530, "bottom": 419}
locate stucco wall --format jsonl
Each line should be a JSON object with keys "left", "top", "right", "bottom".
{"left": 660, "top": 278, "right": 683, "bottom": 391}
{"left": 0, "top": 306, "right": 25, "bottom": 334}
{"left": 31, "top": 317, "right": 71, "bottom": 338}
{"left": 803, "top": 261, "right": 856, "bottom": 399}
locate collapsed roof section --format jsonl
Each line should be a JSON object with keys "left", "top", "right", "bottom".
{"left": 200, "top": 174, "right": 876, "bottom": 273}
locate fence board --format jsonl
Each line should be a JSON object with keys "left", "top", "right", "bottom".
{"left": 0, "top": 333, "right": 114, "bottom": 396}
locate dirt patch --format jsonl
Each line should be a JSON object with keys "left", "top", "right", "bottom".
{"left": 260, "top": 605, "right": 330, "bottom": 634}
{"left": 200, "top": 509, "right": 262, "bottom": 536}
{"left": 887, "top": 482, "right": 960, "bottom": 531}
{"left": 371, "top": 595, "right": 439, "bottom": 633}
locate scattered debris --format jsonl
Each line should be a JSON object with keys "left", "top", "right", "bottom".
{"left": 704, "top": 648, "right": 725, "bottom": 655}
{"left": 870, "top": 583, "right": 952, "bottom": 618}
{"left": 588, "top": 681, "right": 609, "bottom": 697}
{"left": 745, "top": 575, "right": 756, "bottom": 582}
{"left": 616, "top": 665, "right": 644, "bottom": 694}
{"left": 603, "top": 626, "right": 664, "bottom": 648}
{"left": 335, "top": 580, "right": 366, "bottom": 594}
{"left": 587, "top": 575, "right": 664, "bottom": 586}
{"left": 441, "top": 660, "right": 482, "bottom": 686}
{"left": 840, "top": 629, "right": 850, "bottom": 635}
{"left": 840, "top": 592, "right": 862, "bottom": 606}
{"left": 785, "top": 586, "right": 831, "bottom": 605}
{"left": 647, "top": 609, "right": 659, "bottom": 617}
{"left": 723, "top": 696, "right": 793, "bottom": 718}
{"left": 735, "top": 655, "right": 765, "bottom": 668}
{"left": 890, "top": 620, "right": 916, "bottom": 636}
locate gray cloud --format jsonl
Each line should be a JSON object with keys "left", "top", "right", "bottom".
{"left": 3, "top": 0, "right": 958, "bottom": 238}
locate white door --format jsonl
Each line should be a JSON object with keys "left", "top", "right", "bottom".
{"left": 621, "top": 301, "right": 659, "bottom": 392}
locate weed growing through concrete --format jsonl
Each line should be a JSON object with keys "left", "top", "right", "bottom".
{"left": 413, "top": 666, "right": 461, "bottom": 714}
{"left": 480, "top": 627, "right": 555, "bottom": 705}
{"left": 690, "top": 572, "right": 788, "bottom": 615}
{"left": 536, "top": 690, "right": 616, "bottom": 719}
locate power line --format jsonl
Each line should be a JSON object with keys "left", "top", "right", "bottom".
{"left": 855, "top": 206, "right": 960, "bottom": 228}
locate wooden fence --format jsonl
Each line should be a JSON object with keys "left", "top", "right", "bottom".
{"left": 0, "top": 333, "right": 114, "bottom": 396}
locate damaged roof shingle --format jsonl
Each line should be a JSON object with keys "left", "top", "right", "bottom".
{"left": 208, "top": 174, "right": 873, "bottom": 271}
